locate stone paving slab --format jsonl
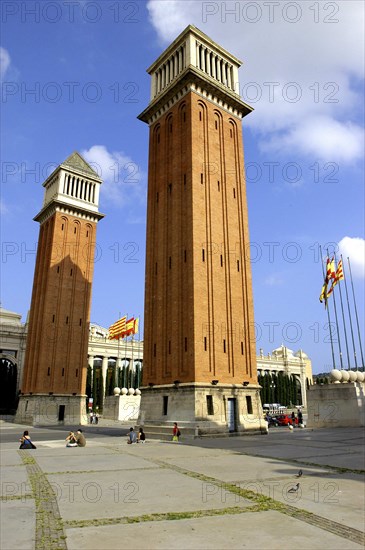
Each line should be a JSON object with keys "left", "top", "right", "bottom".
{"left": 1, "top": 466, "right": 30, "bottom": 497}
{"left": 65, "top": 511, "right": 363, "bottom": 550}
{"left": 48, "top": 467, "right": 251, "bottom": 522}
{"left": 35, "top": 450, "right": 158, "bottom": 474}
{"left": 0, "top": 499, "right": 36, "bottom": 550}
{"left": 0, "top": 449, "right": 25, "bottom": 466}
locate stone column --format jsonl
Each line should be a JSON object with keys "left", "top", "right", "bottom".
{"left": 102, "top": 356, "right": 108, "bottom": 396}
{"left": 88, "top": 355, "right": 95, "bottom": 385}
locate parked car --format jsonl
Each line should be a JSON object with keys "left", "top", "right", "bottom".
{"left": 264, "top": 414, "right": 279, "bottom": 427}
{"left": 275, "top": 414, "right": 299, "bottom": 426}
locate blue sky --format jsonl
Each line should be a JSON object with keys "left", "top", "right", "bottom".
{"left": 1, "top": 0, "right": 364, "bottom": 374}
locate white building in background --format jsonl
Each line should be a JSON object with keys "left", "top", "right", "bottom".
{"left": 0, "top": 308, "right": 312, "bottom": 408}
{"left": 257, "top": 345, "right": 313, "bottom": 408}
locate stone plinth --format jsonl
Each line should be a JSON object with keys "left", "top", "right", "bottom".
{"left": 103, "top": 395, "right": 141, "bottom": 422}
{"left": 307, "top": 382, "right": 365, "bottom": 428}
{"left": 14, "top": 394, "right": 88, "bottom": 426}
{"left": 138, "top": 383, "right": 266, "bottom": 437}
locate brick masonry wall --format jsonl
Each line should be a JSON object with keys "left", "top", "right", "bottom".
{"left": 143, "top": 90, "right": 257, "bottom": 386}
{"left": 22, "top": 210, "right": 97, "bottom": 395}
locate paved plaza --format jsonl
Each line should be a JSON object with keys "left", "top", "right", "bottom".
{"left": 1, "top": 420, "right": 364, "bottom": 549}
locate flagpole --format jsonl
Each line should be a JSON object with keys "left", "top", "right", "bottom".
{"left": 328, "top": 249, "right": 343, "bottom": 370}
{"left": 320, "top": 247, "right": 336, "bottom": 369}
{"left": 335, "top": 256, "right": 351, "bottom": 370}
{"left": 348, "top": 257, "right": 365, "bottom": 368}
{"left": 117, "top": 311, "right": 121, "bottom": 387}
{"left": 342, "top": 255, "right": 358, "bottom": 370}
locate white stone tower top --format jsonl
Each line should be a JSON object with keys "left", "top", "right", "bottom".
{"left": 139, "top": 25, "right": 252, "bottom": 124}
{"left": 35, "top": 152, "right": 104, "bottom": 223}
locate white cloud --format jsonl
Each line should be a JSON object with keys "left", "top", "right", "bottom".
{"left": 264, "top": 274, "right": 284, "bottom": 286}
{"left": 146, "top": 0, "right": 364, "bottom": 163}
{"left": 338, "top": 237, "right": 365, "bottom": 278}
{"left": 81, "top": 145, "right": 145, "bottom": 207}
{"left": 261, "top": 116, "right": 364, "bottom": 162}
{"left": 0, "top": 47, "right": 11, "bottom": 79}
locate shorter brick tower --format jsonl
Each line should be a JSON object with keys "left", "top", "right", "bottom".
{"left": 15, "top": 152, "right": 103, "bottom": 425}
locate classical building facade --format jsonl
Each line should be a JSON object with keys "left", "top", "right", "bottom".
{"left": 15, "top": 152, "right": 104, "bottom": 425}
{"left": 0, "top": 309, "right": 311, "bottom": 413}
{"left": 138, "top": 25, "right": 260, "bottom": 434}
{"left": 257, "top": 345, "right": 313, "bottom": 408}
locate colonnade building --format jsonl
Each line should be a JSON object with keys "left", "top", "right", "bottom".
{"left": 0, "top": 307, "right": 311, "bottom": 413}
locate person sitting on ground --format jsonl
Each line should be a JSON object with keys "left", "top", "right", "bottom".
{"left": 75, "top": 429, "right": 86, "bottom": 447}
{"left": 137, "top": 427, "right": 146, "bottom": 443}
{"left": 127, "top": 427, "right": 137, "bottom": 444}
{"left": 19, "top": 430, "right": 36, "bottom": 449}
{"left": 65, "top": 431, "right": 78, "bottom": 447}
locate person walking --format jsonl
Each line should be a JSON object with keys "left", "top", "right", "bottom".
{"left": 172, "top": 422, "right": 181, "bottom": 442}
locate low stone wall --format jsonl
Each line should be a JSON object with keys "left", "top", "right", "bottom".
{"left": 307, "top": 382, "right": 365, "bottom": 428}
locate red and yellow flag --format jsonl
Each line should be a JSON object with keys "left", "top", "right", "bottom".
{"left": 319, "top": 257, "right": 335, "bottom": 304}
{"left": 108, "top": 316, "right": 127, "bottom": 340}
{"left": 327, "top": 259, "right": 344, "bottom": 297}
{"left": 122, "top": 317, "right": 139, "bottom": 338}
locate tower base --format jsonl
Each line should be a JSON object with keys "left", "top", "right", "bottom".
{"left": 14, "top": 394, "right": 88, "bottom": 426}
{"left": 138, "top": 383, "right": 267, "bottom": 438}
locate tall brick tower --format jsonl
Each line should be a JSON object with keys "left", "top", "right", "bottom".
{"left": 15, "top": 152, "right": 104, "bottom": 425}
{"left": 138, "top": 26, "right": 264, "bottom": 435}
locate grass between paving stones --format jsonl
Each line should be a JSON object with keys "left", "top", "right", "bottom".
{"left": 18, "top": 451, "right": 67, "bottom": 550}
{"left": 64, "top": 505, "right": 261, "bottom": 529}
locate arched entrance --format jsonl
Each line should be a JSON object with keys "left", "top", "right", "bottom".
{"left": 0, "top": 354, "right": 18, "bottom": 413}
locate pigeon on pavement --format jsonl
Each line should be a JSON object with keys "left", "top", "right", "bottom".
{"left": 288, "top": 483, "right": 300, "bottom": 493}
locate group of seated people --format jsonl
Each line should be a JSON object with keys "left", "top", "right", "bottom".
{"left": 65, "top": 430, "right": 86, "bottom": 447}
{"left": 127, "top": 426, "right": 145, "bottom": 444}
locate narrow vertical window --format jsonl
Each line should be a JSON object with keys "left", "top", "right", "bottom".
{"left": 154, "top": 343, "right": 156, "bottom": 357}
{"left": 246, "top": 396, "right": 253, "bottom": 414}
{"left": 70, "top": 269, "right": 73, "bottom": 276}
{"left": 79, "top": 318, "right": 82, "bottom": 326}
{"left": 52, "top": 315, "right": 55, "bottom": 323}
{"left": 230, "top": 128, "right": 233, "bottom": 138}
{"left": 202, "top": 249, "right": 205, "bottom": 262}
{"left": 199, "top": 112, "right": 202, "bottom": 121}
{"left": 62, "top": 368, "right": 65, "bottom": 376}
{"left": 215, "top": 120, "right": 218, "bottom": 129}
{"left": 183, "top": 112, "right": 186, "bottom": 122}
{"left": 184, "top": 250, "right": 187, "bottom": 262}
{"left": 155, "top": 262, "right": 158, "bottom": 275}
{"left": 233, "top": 188, "right": 236, "bottom": 198}
{"left": 207, "top": 395, "right": 214, "bottom": 415}
{"left": 204, "top": 337, "right": 207, "bottom": 351}
{"left": 168, "top": 341, "right": 171, "bottom": 354}
{"left": 218, "top": 180, "right": 220, "bottom": 191}
{"left": 184, "top": 337, "right": 187, "bottom": 352}
{"left": 66, "top": 316, "right": 69, "bottom": 324}
{"left": 57, "top": 266, "right": 60, "bottom": 273}
{"left": 61, "top": 224, "right": 64, "bottom": 231}
{"left": 241, "top": 342, "right": 244, "bottom": 355}
{"left": 220, "top": 255, "right": 223, "bottom": 267}
{"left": 47, "top": 368, "right": 50, "bottom": 376}
{"left": 183, "top": 174, "right": 186, "bottom": 186}
{"left": 237, "top": 260, "right": 240, "bottom": 272}
{"left": 169, "top": 257, "right": 172, "bottom": 269}
{"left": 156, "top": 192, "right": 159, "bottom": 203}
{"left": 163, "top": 396, "right": 168, "bottom": 415}
{"left": 201, "top": 173, "right": 203, "bottom": 184}
{"left": 168, "top": 183, "right": 172, "bottom": 194}
{"left": 223, "top": 339, "right": 226, "bottom": 353}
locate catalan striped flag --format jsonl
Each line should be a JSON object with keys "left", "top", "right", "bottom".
{"left": 319, "top": 257, "right": 336, "bottom": 304}
{"left": 327, "top": 259, "right": 344, "bottom": 297}
{"left": 122, "top": 317, "right": 139, "bottom": 338}
{"left": 108, "top": 316, "right": 127, "bottom": 340}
